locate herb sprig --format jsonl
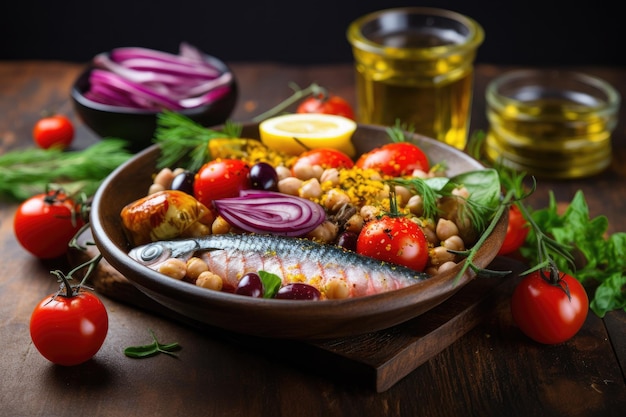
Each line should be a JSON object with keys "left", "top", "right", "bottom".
{"left": 0, "top": 139, "right": 132, "bottom": 201}
{"left": 124, "top": 329, "right": 181, "bottom": 359}
{"left": 153, "top": 110, "right": 242, "bottom": 172}
{"left": 468, "top": 131, "right": 626, "bottom": 317}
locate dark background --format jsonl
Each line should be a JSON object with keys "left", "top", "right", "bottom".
{"left": 0, "top": 0, "right": 619, "bottom": 67}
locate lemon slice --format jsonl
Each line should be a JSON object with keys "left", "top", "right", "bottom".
{"left": 259, "top": 113, "right": 357, "bottom": 157}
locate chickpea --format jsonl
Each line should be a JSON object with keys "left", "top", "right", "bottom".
{"left": 148, "top": 183, "right": 166, "bottom": 195}
{"left": 158, "top": 258, "right": 187, "bottom": 280}
{"left": 196, "top": 271, "right": 223, "bottom": 291}
{"left": 291, "top": 161, "right": 314, "bottom": 180}
{"left": 172, "top": 167, "right": 185, "bottom": 177}
{"left": 298, "top": 178, "right": 322, "bottom": 199}
{"left": 323, "top": 188, "right": 351, "bottom": 211}
{"left": 412, "top": 169, "right": 430, "bottom": 178}
{"left": 186, "top": 257, "right": 209, "bottom": 280}
{"left": 406, "top": 194, "right": 424, "bottom": 216}
{"left": 275, "top": 165, "right": 292, "bottom": 181}
{"left": 394, "top": 185, "right": 411, "bottom": 206}
{"left": 436, "top": 218, "right": 460, "bottom": 241}
{"left": 442, "top": 235, "right": 465, "bottom": 252}
{"left": 437, "top": 261, "right": 458, "bottom": 274}
{"left": 344, "top": 213, "right": 364, "bottom": 234}
{"left": 211, "top": 216, "right": 232, "bottom": 234}
{"left": 325, "top": 279, "right": 350, "bottom": 300}
{"left": 360, "top": 205, "right": 381, "bottom": 223}
{"left": 429, "top": 246, "right": 456, "bottom": 266}
{"left": 319, "top": 168, "right": 340, "bottom": 186}
{"left": 154, "top": 167, "right": 175, "bottom": 189}
{"left": 278, "top": 177, "right": 303, "bottom": 196}
{"left": 293, "top": 163, "right": 323, "bottom": 180}
{"left": 307, "top": 220, "right": 338, "bottom": 243}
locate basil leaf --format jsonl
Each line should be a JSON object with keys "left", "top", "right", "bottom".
{"left": 259, "top": 270, "right": 282, "bottom": 298}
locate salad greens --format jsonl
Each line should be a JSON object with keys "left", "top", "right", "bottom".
{"left": 520, "top": 191, "right": 626, "bottom": 317}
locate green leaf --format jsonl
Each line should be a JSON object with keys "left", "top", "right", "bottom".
{"left": 124, "top": 329, "right": 180, "bottom": 359}
{"left": 259, "top": 270, "right": 282, "bottom": 298}
{"left": 590, "top": 273, "right": 626, "bottom": 317}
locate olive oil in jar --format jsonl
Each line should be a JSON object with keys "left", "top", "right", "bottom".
{"left": 347, "top": 8, "right": 484, "bottom": 150}
{"left": 485, "top": 70, "right": 620, "bottom": 179}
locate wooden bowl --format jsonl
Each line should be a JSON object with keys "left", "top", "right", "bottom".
{"left": 90, "top": 123, "right": 507, "bottom": 340}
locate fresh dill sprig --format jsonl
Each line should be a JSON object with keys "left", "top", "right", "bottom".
{"left": 153, "top": 110, "right": 242, "bottom": 172}
{"left": 387, "top": 177, "right": 440, "bottom": 220}
{"left": 386, "top": 119, "right": 416, "bottom": 143}
{"left": 0, "top": 139, "right": 132, "bottom": 201}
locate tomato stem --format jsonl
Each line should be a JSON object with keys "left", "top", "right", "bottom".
{"left": 50, "top": 253, "right": 103, "bottom": 298}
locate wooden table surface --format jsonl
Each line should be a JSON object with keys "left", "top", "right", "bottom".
{"left": 1, "top": 61, "right": 625, "bottom": 417}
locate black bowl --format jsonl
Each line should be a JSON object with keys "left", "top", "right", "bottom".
{"left": 71, "top": 54, "right": 238, "bottom": 153}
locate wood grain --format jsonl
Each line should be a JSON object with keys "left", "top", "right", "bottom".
{"left": 1, "top": 61, "right": 625, "bottom": 416}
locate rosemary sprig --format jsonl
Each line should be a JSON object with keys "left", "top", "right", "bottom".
{"left": 0, "top": 139, "right": 132, "bottom": 201}
{"left": 153, "top": 110, "right": 242, "bottom": 172}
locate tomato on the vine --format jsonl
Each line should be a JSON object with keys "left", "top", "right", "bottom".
{"left": 356, "top": 142, "right": 430, "bottom": 177}
{"left": 30, "top": 277, "right": 108, "bottom": 366}
{"left": 291, "top": 148, "right": 354, "bottom": 176}
{"left": 13, "top": 191, "right": 86, "bottom": 259}
{"left": 356, "top": 216, "right": 429, "bottom": 272}
{"left": 498, "top": 204, "right": 530, "bottom": 256}
{"left": 194, "top": 159, "right": 251, "bottom": 208}
{"left": 511, "top": 269, "right": 588, "bottom": 344}
{"left": 33, "top": 114, "right": 75, "bottom": 150}
{"left": 297, "top": 94, "right": 355, "bottom": 120}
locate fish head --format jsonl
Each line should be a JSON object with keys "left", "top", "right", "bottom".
{"left": 128, "top": 239, "right": 201, "bottom": 270}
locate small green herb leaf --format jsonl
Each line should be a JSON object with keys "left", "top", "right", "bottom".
{"left": 258, "top": 270, "right": 282, "bottom": 298}
{"left": 124, "top": 329, "right": 181, "bottom": 359}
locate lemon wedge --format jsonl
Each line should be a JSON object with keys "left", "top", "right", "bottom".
{"left": 259, "top": 114, "right": 357, "bottom": 157}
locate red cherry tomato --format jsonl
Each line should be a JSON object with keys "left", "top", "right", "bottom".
{"left": 30, "top": 287, "right": 108, "bottom": 366}
{"left": 13, "top": 191, "right": 86, "bottom": 259}
{"left": 356, "top": 216, "right": 429, "bottom": 272}
{"left": 511, "top": 269, "right": 589, "bottom": 344}
{"left": 356, "top": 142, "right": 430, "bottom": 177}
{"left": 33, "top": 114, "right": 75, "bottom": 149}
{"left": 194, "top": 159, "right": 251, "bottom": 208}
{"left": 498, "top": 204, "right": 530, "bottom": 255}
{"left": 291, "top": 148, "right": 354, "bottom": 177}
{"left": 297, "top": 94, "right": 355, "bottom": 120}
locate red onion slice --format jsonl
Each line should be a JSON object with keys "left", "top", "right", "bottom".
{"left": 84, "top": 43, "right": 232, "bottom": 110}
{"left": 214, "top": 191, "right": 326, "bottom": 237}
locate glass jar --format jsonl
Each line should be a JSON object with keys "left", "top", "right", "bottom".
{"left": 485, "top": 69, "right": 620, "bottom": 179}
{"left": 347, "top": 7, "right": 484, "bottom": 150}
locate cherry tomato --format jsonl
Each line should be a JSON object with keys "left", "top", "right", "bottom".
{"left": 498, "top": 204, "right": 530, "bottom": 256}
{"left": 13, "top": 191, "right": 86, "bottom": 259}
{"left": 356, "top": 142, "right": 430, "bottom": 177}
{"left": 356, "top": 216, "right": 429, "bottom": 272}
{"left": 511, "top": 269, "right": 589, "bottom": 344}
{"left": 30, "top": 287, "right": 108, "bottom": 366}
{"left": 194, "top": 159, "right": 251, "bottom": 208}
{"left": 297, "top": 94, "right": 355, "bottom": 120}
{"left": 33, "top": 114, "right": 75, "bottom": 149}
{"left": 291, "top": 148, "right": 354, "bottom": 177}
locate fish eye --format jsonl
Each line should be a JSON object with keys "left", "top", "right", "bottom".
{"left": 139, "top": 244, "right": 164, "bottom": 262}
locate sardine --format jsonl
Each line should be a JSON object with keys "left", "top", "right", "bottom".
{"left": 128, "top": 233, "right": 430, "bottom": 299}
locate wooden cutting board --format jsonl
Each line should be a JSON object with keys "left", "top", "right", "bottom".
{"left": 68, "top": 228, "right": 524, "bottom": 392}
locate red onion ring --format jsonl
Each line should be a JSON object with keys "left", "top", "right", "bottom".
{"left": 213, "top": 191, "right": 326, "bottom": 237}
